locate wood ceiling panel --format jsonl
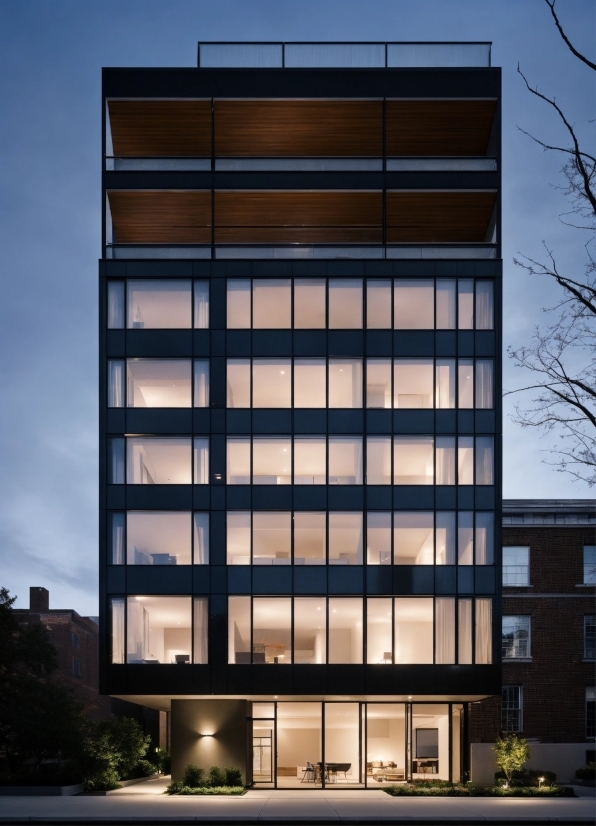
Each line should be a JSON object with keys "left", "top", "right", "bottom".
{"left": 386, "top": 100, "right": 497, "bottom": 157}
{"left": 214, "top": 100, "right": 383, "bottom": 157}
{"left": 216, "top": 227, "right": 382, "bottom": 243}
{"left": 386, "top": 191, "right": 496, "bottom": 243}
{"left": 108, "top": 191, "right": 212, "bottom": 244}
{"left": 108, "top": 101, "right": 212, "bottom": 157}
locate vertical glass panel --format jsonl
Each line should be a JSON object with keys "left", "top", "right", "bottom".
{"left": 394, "top": 598, "right": 433, "bottom": 663}
{"left": 227, "top": 511, "right": 251, "bottom": 565}
{"left": 329, "top": 437, "right": 363, "bottom": 485}
{"left": 436, "top": 437, "right": 455, "bottom": 485}
{"left": 411, "top": 704, "right": 449, "bottom": 780}
{"left": 109, "top": 512, "right": 125, "bottom": 564}
{"left": 475, "top": 281, "right": 494, "bottom": 330}
{"left": 394, "top": 280, "right": 434, "bottom": 329}
{"left": 458, "top": 280, "right": 474, "bottom": 330}
{"left": 276, "top": 702, "right": 322, "bottom": 787}
{"left": 193, "top": 280, "right": 209, "bottom": 329}
{"left": 366, "top": 436, "right": 391, "bottom": 485}
{"left": 451, "top": 705, "right": 463, "bottom": 782}
{"left": 475, "top": 512, "right": 494, "bottom": 565}
{"left": 228, "top": 596, "right": 251, "bottom": 663}
{"left": 367, "top": 280, "right": 392, "bottom": 328}
{"left": 253, "top": 279, "right": 291, "bottom": 329}
{"left": 394, "top": 512, "right": 433, "bottom": 565}
{"left": 329, "top": 279, "right": 363, "bottom": 329}
{"left": 329, "top": 512, "right": 363, "bottom": 565}
{"left": 108, "top": 360, "right": 125, "bottom": 407}
{"left": 458, "top": 512, "right": 474, "bottom": 565}
{"left": 108, "top": 438, "right": 125, "bottom": 484}
{"left": 458, "top": 437, "right": 474, "bottom": 485}
{"left": 294, "top": 437, "right": 326, "bottom": 485}
{"left": 253, "top": 512, "right": 291, "bottom": 565}
{"left": 107, "top": 281, "right": 124, "bottom": 329}
{"left": 436, "top": 280, "right": 456, "bottom": 329}
{"left": 583, "top": 546, "right": 596, "bottom": 585}
{"left": 329, "top": 598, "right": 363, "bottom": 663}
{"left": 294, "top": 279, "right": 326, "bottom": 328}
{"left": 503, "top": 546, "right": 530, "bottom": 585}
{"left": 294, "top": 512, "right": 326, "bottom": 565}
{"left": 127, "top": 281, "right": 191, "bottom": 329}
{"left": 458, "top": 600, "right": 473, "bottom": 664}
{"left": 458, "top": 360, "right": 474, "bottom": 408}
{"left": 475, "top": 598, "right": 493, "bottom": 664}
{"left": 194, "top": 360, "right": 210, "bottom": 407}
{"left": 475, "top": 436, "right": 494, "bottom": 485}
{"left": 367, "top": 704, "right": 406, "bottom": 785}
{"left": 294, "top": 359, "right": 326, "bottom": 408}
{"left": 227, "top": 437, "right": 251, "bottom": 484}
{"left": 393, "top": 436, "right": 434, "bottom": 485}
{"left": 435, "top": 512, "right": 455, "bottom": 565}
{"left": 253, "top": 437, "right": 292, "bottom": 485}
{"left": 329, "top": 359, "right": 363, "bottom": 408}
{"left": 252, "top": 359, "right": 291, "bottom": 407}
{"left": 435, "top": 359, "right": 455, "bottom": 409}
{"left": 227, "top": 359, "right": 251, "bottom": 408}
{"left": 435, "top": 598, "right": 455, "bottom": 664}
{"left": 110, "top": 597, "right": 125, "bottom": 663}
{"left": 294, "top": 598, "right": 326, "bottom": 664}
{"left": 394, "top": 360, "right": 433, "bottom": 408}
{"left": 193, "top": 597, "right": 208, "bottom": 664}
{"left": 367, "top": 598, "right": 393, "bottom": 663}
{"left": 325, "top": 703, "right": 362, "bottom": 786}
{"left": 127, "top": 511, "right": 192, "bottom": 565}
{"left": 127, "top": 596, "right": 191, "bottom": 664}
{"left": 475, "top": 360, "right": 493, "bottom": 409}
{"left": 126, "top": 359, "right": 192, "bottom": 407}
{"left": 227, "top": 279, "right": 251, "bottom": 328}
{"left": 194, "top": 437, "right": 209, "bottom": 484}
{"left": 193, "top": 513, "right": 209, "bottom": 564}
{"left": 253, "top": 598, "right": 291, "bottom": 664}
{"left": 367, "top": 512, "right": 391, "bottom": 565}
{"left": 366, "top": 359, "right": 392, "bottom": 408}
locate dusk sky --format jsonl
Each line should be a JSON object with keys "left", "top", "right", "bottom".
{"left": 0, "top": 0, "right": 593, "bottom": 615}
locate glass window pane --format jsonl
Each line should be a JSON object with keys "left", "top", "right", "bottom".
{"left": 366, "top": 437, "right": 391, "bottom": 485}
{"left": 227, "top": 279, "right": 251, "bottom": 328}
{"left": 458, "top": 437, "right": 474, "bottom": 485}
{"left": 584, "top": 546, "right": 596, "bottom": 585}
{"left": 127, "top": 596, "right": 191, "bottom": 664}
{"left": 436, "top": 437, "right": 455, "bottom": 485}
{"left": 107, "top": 282, "right": 124, "bottom": 329}
{"left": 329, "top": 359, "right": 363, "bottom": 408}
{"left": 253, "top": 279, "right": 291, "bottom": 329}
{"left": 126, "top": 359, "right": 192, "bottom": 408}
{"left": 294, "top": 359, "right": 326, "bottom": 408}
{"left": 367, "top": 280, "right": 392, "bottom": 328}
{"left": 127, "top": 511, "right": 191, "bottom": 565}
{"left": 329, "top": 437, "right": 363, "bottom": 485}
{"left": 394, "top": 512, "right": 433, "bottom": 565}
{"left": 502, "top": 615, "right": 530, "bottom": 659}
{"left": 393, "top": 436, "right": 434, "bottom": 485}
{"left": 329, "top": 512, "right": 363, "bottom": 565}
{"left": 108, "top": 360, "right": 125, "bottom": 407}
{"left": 458, "top": 512, "right": 474, "bottom": 565}
{"left": 109, "top": 512, "right": 125, "bottom": 564}
{"left": 253, "top": 437, "right": 292, "bottom": 485}
{"left": 367, "top": 598, "right": 393, "bottom": 663}
{"left": 458, "top": 280, "right": 474, "bottom": 330}
{"left": 367, "top": 704, "right": 406, "bottom": 784}
{"left": 475, "top": 360, "right": 493, "bottom": 409}
{"left": 475, "top": 512, "right": 494, "bottom": 565}
{"left": 435, "top": 598, "right": 455, "bottom": 664}
{"left": 193, "top": 512, "right": 209, "bottom": 564}
{"left": 394, "top": 360, "right": 433, "bottom": 408}
{"left": 329, "top": 598, "right": 363, "bottom": 663}
{"left": 503, "top": 546, "right": 529, "bottom": 585}
{"left": 126, "top": 437, "right": 191, "bottom": 485}
{"left": 227, "top": 512, "right": 251, "bottom": 565}
{"left": 436, "top": 512, "right": 455, "bottom": 565}
{"left": 475, "top": 436, "right": 494, "bottom": 485}
{"left": 294, "top": 437, "right": 326, "bottom": 485}
{"left": 475, "top": 598, "right": 492, "bottom": 664}
{"left": 194, "top": 360, "right": 210, "bottom": 408}
{"left": 436, "top": 280, "right": 456, "bottom": 329}
{"left": 110, "top": 597, "right": 125, "bottom": 663}
{"left": 394, "top": 598, "right": 433, "bottom": 663}
{"left": 253, "top": 598, "right": 291, "bottom": 664}
{"left": 294, "top": 512, "right": 326, "bottom": 565}
{"left": 294, "top": 279, "right": 326, "bottom": 328}
{"left": 366, "top": 359, "right": 391, "bottom": 408}
{"left": 367, "top": 512, "right": 391, "bottom": 565}
{"left": 329, "top": 279, "right": 362, "bottom": 329}
{"left": 475, "top": 281, "right": 494, "bottom": 330}
{"left": 193, "top": 597, "right": 208, "bottom": 663}
{"left": 108, "top": 437, "right": 125, "bottom": 484}
{"left": 436, "top": 359, "right": 455, "bottom": 409}
{"left": 458, "top": 360, "right": 474, "bottom": 409}
{"left": 394, "top": 280, "right": 434, "bottom": 329}
{"left": 253, "top": 512, "right": 291, "bottom": 565}
{"left": 458, "top": 600, "right": 473, "bottom": 664}
{"left": 194, "top": 280, "right": 209, "bottom": 329}
{"left": 227, "top": 359, "right": 251, "bottom": 408}
{"left": 227, "top": 438, "right": 250, "bottom": 485}
{"left": 412, "top": 704, "right": 449, "bottom": 779}
{"left": 294, "top": 598, "right": 326, "bottom": 663}
{"left": 229, "top": 596, "right": 251, "bottom": 662}
{"left": 127, "top": 280, "right": 191, "bottom": 329}
{"left": 253, "top": 359, "right": 291, "bottom": 407}
{"left": 194, "top": 437, "right": 209, "bottom": 484}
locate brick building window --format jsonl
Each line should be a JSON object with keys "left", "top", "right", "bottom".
{"left": 502, "top": 686, "right": 522, "bottom": 733}
{"left": 584, "top": 546, "right": 596, "bottom": 585}
{"left": 72, "top": 657, "right": 82, "bottom": 677}
{"left": 71, "top": 632, "right": 80, "bottom": 649}
{"left": 587, "top": 688, "right": 596, "bottom": 738}
{"left": 584, "top": 617, "right": 596, "bottom": 660}
{"left": 502, "top": 547, "right": 529, "bottom": 586}
{"left": 502, "top": 616, "right": 530, "bottom": 659}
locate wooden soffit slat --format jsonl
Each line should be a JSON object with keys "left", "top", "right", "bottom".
{"left": 386, "top": 100, "right": 497, "bottom": 157}
{"left": 214, "top": 100, "right": 383, "bottom": 157}
{"left": 108, "top": 191, "right": 212, "bottom": 244}
{"left": 386, "top": 191, "right": 496, "bottom": 243}
{"left": 108, "top": 101, "right": 212, "bottom": 157}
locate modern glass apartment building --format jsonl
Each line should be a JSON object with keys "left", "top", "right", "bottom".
{"left": 100, "top": 42, "right": 502, "bottom": 786}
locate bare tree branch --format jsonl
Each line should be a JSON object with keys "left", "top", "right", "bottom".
{"left": 545, "top": 0, "right": 596, "bottom": 71}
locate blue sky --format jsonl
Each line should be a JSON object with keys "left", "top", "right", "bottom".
{"left": 0, "top": 0, "right": 593, "bottom": 614}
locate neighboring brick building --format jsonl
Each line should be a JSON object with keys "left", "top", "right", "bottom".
{"left": 470, "top": 500, "right": 596, "bottom": 784}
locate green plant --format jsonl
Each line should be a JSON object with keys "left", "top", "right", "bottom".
{"left": 492, "top": 734, "right": 531, "bottom": 784}
{"left": 168, "top": 785, "right": 245, "bottom": 796}
{"left": 182, "top": 764, "right": 204, "bottom": 788}
{"left": 208, "top": 765, "right": 226, "bottom": 787}
{"left": 152, "top": 748, "right": 171, "bottom": 775}
{"left": 126, "top": 759, "right": 157, "bottom": 779}
{"left": 224, "top": 766, "right": 242, "bottom": 787}
{"left": 575, "top": 761, "right": 596, "bottom": 780}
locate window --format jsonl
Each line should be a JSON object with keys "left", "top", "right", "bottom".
{"left": 475, "top": 598, "right": 493, "bottom": 664}
{"left": 126, "top": 359, "right": 192, "bottom": 407}
{"left": 227, "top": 512, "right": 251, "bottom": 565}
{"left": 227, "top": 279, "right": 251, "bottom": 328}
{"left": 328, "top": 437, "right": 363, "bottom": 484}
{"left": 194, "top": 435, "right": 209, "bottom": 483}
{"left": 475, "top": 436, "right": 494, "bottom": 485}
{"left": 294, "top": 598, "right": 326, "bottom": 663}
{"left": 394, "top": 280, "right": 434, "bottom": 329}
{"left": 72, "top": 657, "right": 82, "bottom": 677}
{"left": 458, "top": 280, "right": 474, "bottom": 329}
{"left": 127, "top": 280, "right": 192, "bottom": 328}
{"left": 107, "top": 281, "right": 125, "bottom": 329}
{"left": 253, "top": 359, "right": 291, "bottom": 407}
{"left": 502, "top": 616, "right": 531, "bottom": 659}
{"left": 503, "top": 547, "right": 530, "bottom": 586}
{"left": 252, "top": 437, "right": 292, "bottom": 485}
{"left": 126, "top": 437, "right": 192, "bottom": 485}
{"left": 394, "top": 598, "right": 433, "bottom": 663}
{"left": 329, "top": 513, "right": 363, "bottom": 565}
{"left": 294, "top": 437, "right": 326, "bottom": 484}
{"left": 110, "top": 597, "right": 125, "bottom": 664}
{"left": 585, "top": 616, "right": 596, "bottom": 660}
{"left": 475, "top": 360, "right": 494, "bottom": 409}
{"left": 367, "top": 598, "right": 392, "bottom": 663}
{"left": 435, "top": 598, "right": 456, "bottom": 664}
{"left": 108, "top": 438, "right": 125, "bottom": 484}
{"left": 394, "top": 360, "right": 433, "bottom": 408}
{"left": 194, "top": 360, "right": 209, "bottom": 407}
{"left": 71, "top": 632, "right": 80, "bottom": 649}
{"left": 109, "top": 513, "right": 125, "bottom": 564}
{"left": 227, "top": 438, "right": 250, "bottom": 485}
{"left": 294, "top": 359, "right": 326, "bottom": 408}
{"left": 436, "top": 437, "right": 456, "bottom": 485}
{"left": 475, "top": 512, "right": 494, "bottom": 565}
{"left": 502, "top": 687, "right": 522, "bottom": 733}
{"left": 253, "top": 512, "right": 291, "bottom": 565}
{"left": 294, "top": 512, "right": 326, "bottom": 565}
{"left": 367, "top": 512, "right": 391, "bottom": 564}
{"left": 476, "top": 281, "right": 494, "bottom": 330}
{"left": 436, "top": 280, "right": 456, "bottom": 329}
{"left": 328, "top": 359, "right": 362, "bottom": 408}
{"left": 393, "top": 437, "right": 434, "bottom": 485}
{"left": 366, "top": 437, "right": 391, "bottom": 485}
{"left": 366, "top": 359, "right": 391, "bottom": 408}
{"left": 294, "top": 279, "right": 326, "bottom": 328}
{"left": 253, "top": 598, "right": 292, "bottom": 664}
{"left": 587, "top": 687, "right": 596, "bottom": 738}
{"left": 253, "top": 279, "right": 291, "bottom": 328}
{"left": 435, "top": 359, "right": 455, "bottom": 409}
{"left": 328, "top": 279, "right": 362, "bottom": 328}
{"left": 124, "top": 596, "right": 206, "bottom": 664}
{"left": 126, "top": 511, "right": 192, "bottom": 565}
{"left": 394, "top": 512, "right": 434, "bottom": 565}
{"left": 367, "top": 280, "right": 392, "bottom": 328}
{"left": 329, "top": 598, "right": 362, "bottom": 663}
{"left": 108, "top": 360, "right": 125, "bottom": 407}
{"left": 194, "top": 281, "right": 209, "bottom": 329}
{"left": 227, "top": 359, "right": 250, "bottom": 408}
{"left": 584, "top": 546, "right": 596, "bottom": 584}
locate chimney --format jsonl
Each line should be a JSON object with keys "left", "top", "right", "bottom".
{"left": 30, "top": 587, "right": 49, "bottom": 613}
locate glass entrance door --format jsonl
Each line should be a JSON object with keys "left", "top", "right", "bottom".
{"left": 252, "top": 703, "right": 275, "bottom": 786}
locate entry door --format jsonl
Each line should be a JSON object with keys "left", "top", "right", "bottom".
{"left": 252, "top": 720, "right": 274, "bottom": 783}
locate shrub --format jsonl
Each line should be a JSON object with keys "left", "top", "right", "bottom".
{"left": 492, "top": 734, "right": 530, "bottom": 783}
{"left": 224, "top": 766, "right": 242, "bottom": 787}
{"left": 154, "top": 749, "right": 171, "bottom": 775}
{"left": 126, "top": 759, "right": 157, "bottom": 779}
{"left": 182, "top": 764, "right": 204, "bottom": 788}
{"left": 526, "top": 768, "right": 557, "bottom": 786}
{"left": 84, "top": 769, "right": 120, "bottom": 792}
{"left": 209, "top": 765, "right": 226, "bottom": 787}
{"left": 170, "top": 785, "right": 245, "bottom": 796}
{"left": 575, "top": 762, "right": 596, "bottom": 780}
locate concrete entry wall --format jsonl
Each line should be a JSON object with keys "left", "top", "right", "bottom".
{"left": 170, "top": 699, "right": 248, "bottom": 784}
{"left": 471, "top": 742, "right": 592, "bottom": 785}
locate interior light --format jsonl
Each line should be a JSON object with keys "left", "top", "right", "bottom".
{"left": 407, "top": 695, "right": 412, "bottom": 700}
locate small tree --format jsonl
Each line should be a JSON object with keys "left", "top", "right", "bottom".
{"left": 492, "top": 734, "right": 531, "bottom": 785}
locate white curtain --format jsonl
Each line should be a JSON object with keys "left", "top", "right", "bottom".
{"left": 194, "top": 281, "right": 210, "bottom": 329}
{"left": 475, "top": 512, "right": 494, "bottom": 564}
{"left": 458, "top": 600, "right": 473, "bottom": 664}
{"left": 110, "top": 513, "right": 125, "bottom": 564}
{"left": 194, "top": 438, "right": 209, "bottom": 484}
{"left": 475, "top": 282, "right": 494, "bottom": 330}
{"left": 475, "top": 360, "right": 493, "bottom": 409}
{"left": 436, "top": 437, "right": 455, "bottom": 485}
{"left": 194, "top": 512, "right": 209, "bottom": 564}
{"left": 194, "top": 360, "right": 210, "bottom": 407}
{"left": 475, "top": 437, "right": 494, "bottom": 485}
{"left": 475, "top": 598, "right": 492, "bottom": 664}
{"left": 108, "top": 360, "right": 125, "bottom": 408}
{"left": 107, "top": 282, "right": 124, "bottom": 329}
{"left": 436, "top": 280, "right": 456, "bottom": 329}
{"left": 435, "top": 598, "right": 455, "bottom": 664}
{"left": 435, "top": 360, "right": 455, "bottom": 409}
{"left": 110, "top": 598, "right": 125, "bottom": 664}
{"left": 457, "top": 280, "right": 474, "bottom": 329}
{"left": 109, "top": 438, "right": 125, "bottom": 484}
{"left": 193, "top": 598, "right": 208, "bottom": 664}
{"left": 457, "top": 512, "right": 474, "bottom": 564}
{"left": 435, "top": 512, "right": 455, "bottom": 564}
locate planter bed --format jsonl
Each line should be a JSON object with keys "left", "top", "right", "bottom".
{"left": 84, "top": 774, "right": 158, "bottom": 795}
{"left": 383, "top": 782, "right": 574, "bottom": 797}
{"left": 166, "top": 785, "right": 246, "bottom": 796}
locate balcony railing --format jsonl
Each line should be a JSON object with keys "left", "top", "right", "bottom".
{"left": 105, "top": 157, "right": 497, "bottom": 173}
